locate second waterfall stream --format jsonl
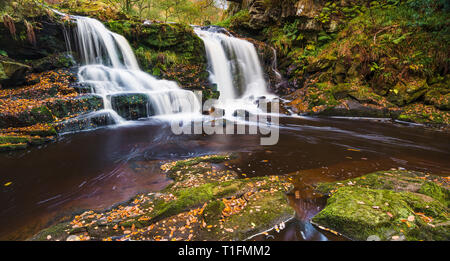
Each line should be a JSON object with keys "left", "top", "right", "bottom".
{"left": 194, "top": 26, "right": 275, "bottom": 118}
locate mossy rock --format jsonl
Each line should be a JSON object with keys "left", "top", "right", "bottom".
{"left": 424, "top": 89, "right": 450, "bottom": 111}
{"left": 0, "top": 95, "right": 104, "bottom": 128}
{"left": 387, "top": 78, "right": 428, "bottom": 106}
{"left": 0, "top": 61, "right": 7, "bottom": 81}
{"left": 221, "top": 190, "right": 294, "bottom": 240}
{"left": 0, "top": 142, "right": 27, "bottom": 151}
{"left": 0, "top": 58, "right": 31, "bottom": 87}
{"left": 31, "top": 52, "right": 75, "bottom": 73}
{"left": 313, "top": 170, "right": 450, "bottom": 241}
{"left": 110, "top": 93, "right": 152, "bottom": 120}
{"left": 53, "top": 110, "right": 115, "bottom": 133}
{"left": 54, "top": 0, "right": 128, "bottom": 21}
{"left": 46, "top": 95, "right": 104, "bottom": 119}
{"left": 29, "top": 222, "right": 71, "bottom": 241}
{"left": 0, "top": 135, "right": 30, "bottom": 144}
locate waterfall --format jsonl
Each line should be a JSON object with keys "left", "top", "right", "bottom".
{"left": 67, "top": 15, "right": 201, "bottom": 124}
{"left": 194, "top": 26, "right": 274, "bottom": 117}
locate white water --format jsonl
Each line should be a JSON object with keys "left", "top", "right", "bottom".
{"left": 71, "top": 16, "right": 201, "bottom": 123}
{"left": 194, "top": 27, "right": 274, "bottom": 117}
{"left": 59, "top": 11, "right": 276, "bottom": 127}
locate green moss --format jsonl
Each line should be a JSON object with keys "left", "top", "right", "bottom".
{"left": 30, "top": 106, "right": 53, "bottom": 123}
{"left": 216, "top": 9, "right": 251, "bottom": 30}
{"left": 419, "top": 182, "right": 450, "bottom": 207}
{"left": 30, "top": 222, "right": 71, "bottom": 241}
{"left": 203, "top": 199, "right": 225, "bottom": 224}
{"left": 313, "top": 170, "right": 449, "bottom": 241}
{"left": 224, "top": 190, "right": 294, "bottom": 240}
{"left": 110, "top": 93, "right": 151, "bottom": 120}
{"left": 169, "top": 155, "right": 231, "bottom": 172}
{"left": 0, "top": 135, "right": 29, "bottom": 144}
{"left": 312, "top": 186, "right": 449, "bottom": 241}
{"left": 0, "top": 142, "right": 27, "bottom": 152}
{"left": 153, "top": 183, "right": 216, "bottom": 220}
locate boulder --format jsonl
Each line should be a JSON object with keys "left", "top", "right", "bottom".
{"left": 0, "top": 58, "right": 31, "bottom": 87}
{"left": 312, "top": 170, "right": 450, "bottom": 241}
{"left": 110, "top": 93, "right": 153, "bottom": 120}
{"left": 388, "top": 78, "right": 428, "bottom": 106}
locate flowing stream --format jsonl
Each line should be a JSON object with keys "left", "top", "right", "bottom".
{"left": 1, "top": 117, "right": 449, "bottom": 240}
{"left": 194, "top": 26, "right": 275, "bottom": 118}
{"left": 0, "top": 15, "right": 449, "bottom": 241}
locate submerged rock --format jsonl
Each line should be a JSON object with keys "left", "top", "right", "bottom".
{"left": 312, "top": 170, "right": 449, "bottom": 241}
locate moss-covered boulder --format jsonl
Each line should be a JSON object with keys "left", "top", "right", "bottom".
{"left": 31, "top": 154, "right": 295, "bottom": 241}
{"left": 312, "top": 170, "right": 449, "bottom": 241}
{"left": 0, "top": 94, "right": 103, "bottom": 128}
{"left": 424, "top": 79, "right": 450, "bottom": 111}
{"left": 110, "top": 93, "right": 152, "bottom": 120}
{"left": 387, "top": 78, "right": 428, "bottom": 107}
{"left": 31, "top": 52, "right": 75, "bottom": 73}
{"left": 0, "top": 56, "right": 31, "bottom": 87}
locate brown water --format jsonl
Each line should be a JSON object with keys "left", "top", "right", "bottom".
{"left": 0, "top": 116, "right": 449, "bottom": 240}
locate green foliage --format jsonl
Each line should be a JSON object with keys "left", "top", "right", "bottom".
{"left": 215, "top": 9, "right": 250, "bottom": 28}
{"left": 109, "top": 0, "right": 224, "bottom": 24}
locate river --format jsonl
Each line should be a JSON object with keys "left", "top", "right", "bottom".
{"left": 1, "top": 116, "right": 449, "bottom": 240}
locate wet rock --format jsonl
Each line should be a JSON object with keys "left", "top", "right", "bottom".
{"left": 312, "top": 170, "right": 450, "bottom": 241}
{"left": 110, "top": 93, "right": 153, "bottom": 120}
{"left": 54, "top": 110, "right": 115, "bottom": 133}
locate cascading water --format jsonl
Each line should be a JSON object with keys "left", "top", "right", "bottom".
{"left": 65, "top": 15, "right": 201, "bottom": 125}
{"left": 194, "top": 26, "right": 274, "bottom": 117}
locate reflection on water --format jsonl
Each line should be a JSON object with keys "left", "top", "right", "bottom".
{"left": 0, "top": 116, "right": 449, "bottom": 240}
